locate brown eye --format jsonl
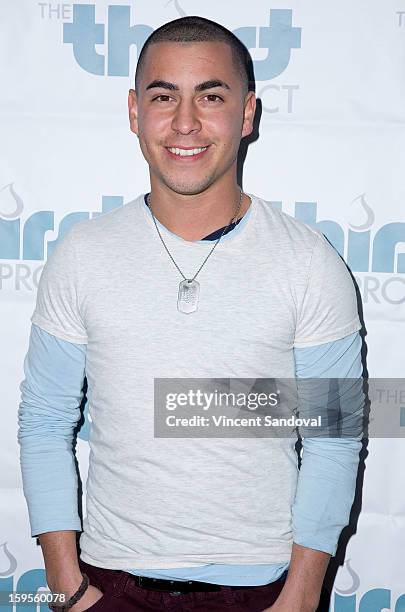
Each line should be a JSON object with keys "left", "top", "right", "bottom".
{"left": 153, "top": 95, "right": 171, "bottom": 102}
{"left": 205, "top": 94, "right": 223, "bottom": 102}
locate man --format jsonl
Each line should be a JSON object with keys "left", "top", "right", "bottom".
{"left": 18, "top": 16, "right": 364, "bottom": 612}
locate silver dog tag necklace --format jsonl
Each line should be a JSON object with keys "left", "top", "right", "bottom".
{"left": 146, "top": 189, "right": 243, "bottom": 314}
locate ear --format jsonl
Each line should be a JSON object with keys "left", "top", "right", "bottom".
{"left": 241, "top": 91, "right": 256, "bottom": 139}
{"left": 128, "top": 89, "right": 139, "bottom": 136}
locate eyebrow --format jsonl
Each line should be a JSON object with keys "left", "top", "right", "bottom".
{"left": 145, "top": 79, "right": 231, "bottom": 92}
{"left": 195, "top": 80, "right": 231, "bottom": 92}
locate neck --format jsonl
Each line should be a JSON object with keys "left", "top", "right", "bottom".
{"left": 147, "top": 178, "right": 251, "bottom": 242}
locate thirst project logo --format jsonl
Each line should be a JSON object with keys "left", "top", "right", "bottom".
{"left": 62, "top": 5, "right": 301, "bottom": 82}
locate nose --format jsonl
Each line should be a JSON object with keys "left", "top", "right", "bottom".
{"left": 171, "top": 98, "right": 202, "bottom": 135}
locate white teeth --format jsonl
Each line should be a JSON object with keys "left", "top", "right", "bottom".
{"left": 168, "top": 147, "right": 207, "bottom": 156}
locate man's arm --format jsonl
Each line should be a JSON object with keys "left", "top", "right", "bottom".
{"left": 38, "top": 532, "right": 83, "bottom": 596}
{"left": 272, "top": 437, "right": 361, "bottom": 611}
{"left": 263, "top": 332, "right": 364, "bottom": 611}
{"left": 17, "top": 323, "right": 99, "bottom": 606}
{"left": 39, "top": 530, "right": 104, "bottom": 612}
{"left": 18, "top": 224, "right": 105, "bottom": 609}
{"left": 267, "top": 543, "right": 330, "bottom": 612}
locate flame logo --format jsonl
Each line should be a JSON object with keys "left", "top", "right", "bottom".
{"left": 165, "top": 0, "right": 187, "bottom": 17}
{"left": 0, "top": 182, "right": 24, "bottom": 220}
{"left": 334, "top": 558, "right": 360, "bottom": 595}
{"left": 0, "top": 542, "right": 18, "bottom": 576}
{"left": 348, "top": 193, "right": 375, "bottom": 231}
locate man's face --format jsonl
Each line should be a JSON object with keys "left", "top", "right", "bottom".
{"left": 128, "top": 41, "right": 256, "bottom": 196}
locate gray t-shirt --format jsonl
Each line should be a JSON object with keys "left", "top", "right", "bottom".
{"left": 32, "top": 193, "right": 361, "bottom": 569}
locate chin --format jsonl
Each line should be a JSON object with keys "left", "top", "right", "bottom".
{"left": 160, "top": 175, "right": 217, "bottom": 196}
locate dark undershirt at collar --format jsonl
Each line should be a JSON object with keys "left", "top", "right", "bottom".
{"left": 143, "top": 194, "right": 242, "bottom": 240}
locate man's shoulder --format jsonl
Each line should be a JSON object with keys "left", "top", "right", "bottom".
{"left": 70, "top": 194, "right": 144, "bottom": 242}
{"left": 253, "top": 194, "right": 323, "bottom": 250}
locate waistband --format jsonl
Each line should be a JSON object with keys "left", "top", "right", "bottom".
{"left": 120, "top": 569, "right": 288, "bottom": 594}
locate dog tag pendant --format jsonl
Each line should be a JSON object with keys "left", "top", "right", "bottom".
{"left": 178, "top": 279, "right": 200, "bottom": 314}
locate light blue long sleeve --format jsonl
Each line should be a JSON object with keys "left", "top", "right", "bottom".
{"left": 18, "top": 325, "right": 84, "bottom": 535}
{"left": 291, "top": 332, "right": 363, "bottom": 557}
{"left": 18, "top": 325, "right": 362, "bottom": 585}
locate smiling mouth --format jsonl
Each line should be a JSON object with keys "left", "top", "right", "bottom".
{"left": 166, "top": 146, "right": 209, "bottom": 158}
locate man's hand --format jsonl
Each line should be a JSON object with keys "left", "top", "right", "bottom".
{"left": 260, "top": 584, "right": 317, "bottom": 612}
{"left": 47, "top": 576, "right": 105, "bottom": 612}
{"left": 262, "top": 602, "right": 316, "bottom": 612}
{"left": 69, "top": 584, "right": 104, "bottom": 612}
{"left": 260, "top": 583, "right": 318, "bottom": 612}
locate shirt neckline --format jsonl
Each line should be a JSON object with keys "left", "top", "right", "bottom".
{"left": 143, "top": 194, "right": 244, "bottom": 241}
{"left": 140, "top": 192, "right": 257, "bottom": 247}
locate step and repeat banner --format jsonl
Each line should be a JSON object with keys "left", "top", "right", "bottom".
{"left": 1, "top": 1, "right": 404, "bottom": 609}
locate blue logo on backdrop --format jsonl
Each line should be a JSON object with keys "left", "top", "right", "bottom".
{"left": 0, "top": 184, "right": 123, "bottom": 262}
{"left": 0, "top": 183, "right": 123, "bottom": 291}
{"left": 332, "top": 560, "right": 405, "bottom": 612}
{"left": 63, "top": 5, "right": 301, "bottom": 80}
{"left": 297, "top": 199, "right": 405, "bottom": 275}
{"left": 0, "top": 542, "right": 49, "bottom": 612}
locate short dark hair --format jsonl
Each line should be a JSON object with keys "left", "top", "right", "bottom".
{"left": 135, "top": 16, "right": 252, "bottom": 94}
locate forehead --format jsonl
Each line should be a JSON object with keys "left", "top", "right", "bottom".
{"left": 139, "top": 41, "right": 238, "bottom": 84}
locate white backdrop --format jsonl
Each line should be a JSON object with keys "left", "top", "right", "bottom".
{"left": 1, "top": 1, "right": 404, "bottom": 610}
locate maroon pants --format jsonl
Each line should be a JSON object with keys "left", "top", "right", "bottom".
{"left": 78, "top": 557, "right": 287, "bottom": 611}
